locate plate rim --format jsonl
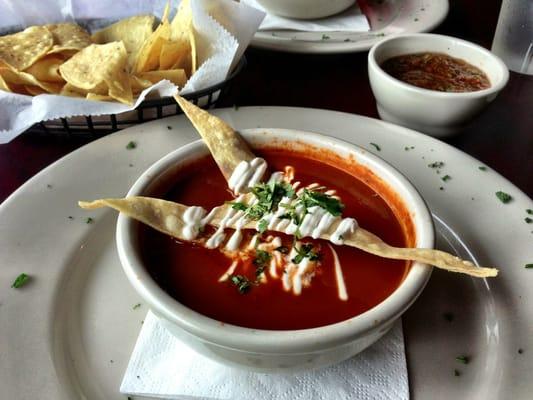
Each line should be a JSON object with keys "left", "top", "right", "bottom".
{"left": 250, "top": 0, "right": 450, "bottom": 54}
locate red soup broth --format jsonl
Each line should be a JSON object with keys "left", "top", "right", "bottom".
{"left": 139, "top": 147, "right": 415, "bottom": 330}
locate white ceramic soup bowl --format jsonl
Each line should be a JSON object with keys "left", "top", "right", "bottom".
{"left": 116, "top": 128, "right": 434, "bottom": 372}
{"left": 256, "top": 0, "right": 355, "bottom": 19}
{"left": 368, "top": 33, "right": 509, "bottom": 137}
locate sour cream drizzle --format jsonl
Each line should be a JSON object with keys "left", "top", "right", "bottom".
{"left": 179, "top": 158, "right": 357, "bottom": 300}
{"left": 228, "top": 158, "right": 267, "bottom": 194}
{"left": 328, "top": 244, "right": 348, "bottom": 301}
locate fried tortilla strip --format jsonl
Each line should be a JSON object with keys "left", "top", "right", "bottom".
{"left": 174, "top": 94, "right": 256, "bottom": 180}
{"left": 79, "top": 197, "right": 498, "bottom": 278}
{"left": 79, "top": 197, "right": 191, "bottom": 241}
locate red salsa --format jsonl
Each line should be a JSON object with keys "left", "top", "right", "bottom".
{"left": 139, "top": 148, "right": 414, "bottom": 330}
{"left": 381, "top": 52, "right": 491, "bottom": 92}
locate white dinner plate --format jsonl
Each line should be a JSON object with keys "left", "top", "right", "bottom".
{"left": 251, "top": 0, "right": 449, "bottom": 53}
{"left": 1, "top": 107, "right": 532, "bottom": 399}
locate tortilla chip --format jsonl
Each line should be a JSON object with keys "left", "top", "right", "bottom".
{"left": 134, "top": 3, "right": 171, "bottom": 73}
{"left": 160, "top": 0, "right": 196, "bottom": 74}
{"left": 59, "top": 42, "right": 132, "bottom": 104}
{"left": 59, "top": 82, "right": 85, "bottom": 97}
{"left": 0, "top": 73, "right": 11, "bottom": 92}
{"left": 46, "top": 23, "right": 92, "bottom": 55}
{"left": 130, "top": 75, "right": 153, "bottom": 94}
{"left": 159, "top": 40, "right": 189, "bottom": 71}
{"left": 0, "top": 26, "right": 53, "bottom": 70}
{"left": 25, "top": 55, "right": 65, "bottom": 83}
{"left": 91, "top": 15, "right": 155, "bottom": 71}
{"left": 174, "top": 94, "right": 256, "bottom": 180}
{"left": 0, "top": 67, "right": 63, "bottom": 93}
{"left": 24, "top": 85, "right": 48, "bottom": 96}
{"left": 137, "top": 69, "right": 187, "bottom": 88}
{"left": 86, "top": 93, "right": 114, "bottom": 102}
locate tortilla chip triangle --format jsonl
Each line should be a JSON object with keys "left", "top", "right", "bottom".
{"left": 174, "top": 95, "right": 256, "bottom": 180}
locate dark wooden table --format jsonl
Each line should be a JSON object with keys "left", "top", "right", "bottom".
{"left": 0, "top": 0, "right": 531, "bottom": 204}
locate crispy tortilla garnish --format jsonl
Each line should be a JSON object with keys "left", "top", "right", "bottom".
{"left": 174, "top": 94, "right": 256, "bottom": 180}
{"left": 79, "top": 197, "right": 191, "bottom": 240}
{"left": 79, "top": 196, "right": 499, "bottom": 278}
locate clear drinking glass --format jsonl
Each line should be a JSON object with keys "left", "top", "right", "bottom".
{"left": 491, "top": 0, "right": 533, "bottom": 75}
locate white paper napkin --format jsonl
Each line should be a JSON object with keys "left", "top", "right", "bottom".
{"left": 121, "top": 311, "right": 409, "bottom": 400}
{"left": 0, "top": 0, "right": 265, "bottom": 143}
{"left": 241, "top": 0, "right": 369, "bottom": 32}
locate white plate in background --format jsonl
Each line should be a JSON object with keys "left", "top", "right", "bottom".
{"left": 251, "top": 0, "right": 449, "bottom": 53}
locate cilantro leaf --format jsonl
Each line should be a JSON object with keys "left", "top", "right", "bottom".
{"left": 455, "top": 355, "right": 469, "bottom": 364}
{"left": 258, "top": 219, "right": 268, "bottom": 233}
{"left": 12, "top": 273, "right": 30, "bottom": 289}
{"left": 253, "top": 250, "right": 271, "bottom": 277}
{"left": 229, "top": 202, "right": 248, "bottom": 212}
{"left": 495, "top": 191, "right": 512, "bottom": 203}
{"left": 291, "top": 243, "right": 320, "bottom": 264}
{"left": 370, "top": 142, "right": 381, "bottom": 151}
{"left": 230, "top": 275, "right": 252, "bottom": 294}
{"left": 428, "top": 161, "right": 444, "bottom": 169}
{"left": 299, "top": 189, "right": 344, "bottom": 216}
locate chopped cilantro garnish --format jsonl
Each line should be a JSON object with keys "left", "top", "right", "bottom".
{"left": 456, "top": 355, "right": 469, "bottom": 364}
{"left": 428, "top": 161, "right": 444, "bottom": 168}
{"left": 253, "top": 250, "right": 271, "bottom": 277}
{"left": 527, "top": 209, "right": 533, "bottom": 215}
{"left": 439, "top": 187, "right": 444, "bottom": 191}
{"left": 68, "top": 216, "right": 74, "bottom": 220}
{"left": 229, "top": 202, "right": 248, "bottom": 212}
{"left": 495, "top": 191, "right": 512, "bottom": 203}
{"left": 343, "top": 38, "right": 351, "bottom": 42}
{"left": 86, "top": 217, "right": 94, "bottom": 224}
{"left": 291, "top": 243, "right": 320, "bottom": 264}
{"left": 526, "top": 217, "right": 532, "bottom": 224}
{"left": 454, "top": 369, "right": 461, "bottom": 377}
{"left": 133, "top": 303, "right": 141, "bottom": 310}
{"left": 299, "top": 189, "right": 344, "bottom": 216}
{"left": 370, "top": 142, "right": 381, "bottom": 151}
{"left": 321, "top": 34, "right": 330, "bottom": 40}
{"left": 525, "top": 264, "right": 533, "bottom": 269}
{"left": 230, "top": 275, "right": 252, "bottom": 294}
{"left": 12, "top": 273, "right": 30, "bottom": 289}
{"left": 275, "top": 246, "right": 289, "bottom": 254}
{"left": 479, "top": 166, "right": 487, "bottom": 171}
{"left": 167, "top": 126, "right": 172, "bottom": 130}
{"left": 126, "top": 141, "right": 137, "bottom": 150}
{"left": 441, "top": 175, "right": 451, "bottom": 182}
{"left": 235, "top": 182, "right": 343, "bottom": 239}
{"left": 258, "top": 219, "right": 268, "bottom": 233}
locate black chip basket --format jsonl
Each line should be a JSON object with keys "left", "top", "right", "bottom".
{"left": 25, "top": 57, "right": 246, "bottom": 139}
